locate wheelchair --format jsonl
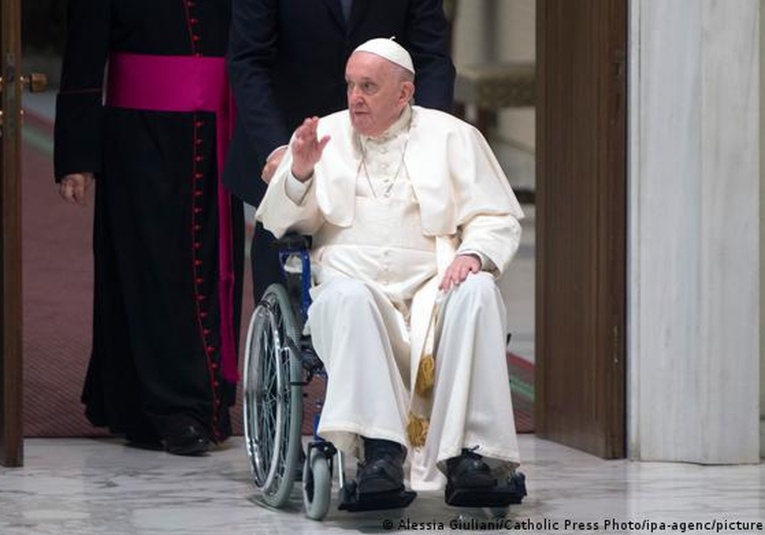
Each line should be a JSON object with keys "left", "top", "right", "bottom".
{"left": 241, "top": 235, "right": 526, "bottom": 520}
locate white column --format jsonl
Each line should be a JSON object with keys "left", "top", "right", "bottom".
{"left": 452, "top": 0, "right": 491, "bottom": 66}
{"left": 494, "top": 0, "right": 536, "bottom": 152}
{"left": 628, "top": 0, "right": 760, "bottom": 463}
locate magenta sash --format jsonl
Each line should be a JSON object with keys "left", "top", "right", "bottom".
{"left": 106, "top": 53, "right": 238, "bottom": 383}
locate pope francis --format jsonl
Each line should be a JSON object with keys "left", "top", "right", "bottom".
{"left": 256, "top": 37, "right": 526, "bottom": 508}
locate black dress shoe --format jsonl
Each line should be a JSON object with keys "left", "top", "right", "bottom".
{"left": 445, "top": 449, "right": 495, "bottom": 490}
{"left": 125, "top": 438, "right": 164, "bottom": 451}
{"left": 125, "top": 428, "right": 163, "bottom": 451}
{"left": 445, "top": 449, "right": 527, "bottom": 507}
{"left": 163, "top": 424, "right": 211, "bottom": 456}
{"left": 357, "top": 438, "right": 406, "bottom": 495}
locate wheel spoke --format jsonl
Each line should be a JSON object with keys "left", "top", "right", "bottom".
{"left": 242, "top": 285, "right": 303, "bottom": 507}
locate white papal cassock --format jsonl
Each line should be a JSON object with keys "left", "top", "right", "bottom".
{"left": 256, "top": 105, "right": 525, "bottom": 491}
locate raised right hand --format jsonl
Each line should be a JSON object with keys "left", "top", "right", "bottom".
{"left": 291, "top": 117, "right": 330, "bottom": 181}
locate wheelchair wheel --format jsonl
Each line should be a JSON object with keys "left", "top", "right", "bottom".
{"left": 303, "top": 448, "right": 332, "bottom": 521}
{"left": 243, "top": 284, "right": 303, "bottom": 508}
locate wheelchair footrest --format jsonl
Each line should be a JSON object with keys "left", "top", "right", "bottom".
{"left": 338, "top": 480, "right": 417, "bottom": 512}
{"left": 445, "top": 472, "right": 527, "bottom": 508}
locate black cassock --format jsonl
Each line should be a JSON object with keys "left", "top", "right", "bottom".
{"left": 54, "top": 0, "right": 243, "bottom": 443}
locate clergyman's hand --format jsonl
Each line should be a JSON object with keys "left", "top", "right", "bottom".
{"left": 261, "top": 146, "right": 287, "bottom": 184}
{"left": 59, "top": 172, "right": 94, "bottom": 206}
{"left": 291, "top": 117, "right": 330, "bottom": 182}
{"left": 439, "top": 254, "right": 481, "bottom": 291}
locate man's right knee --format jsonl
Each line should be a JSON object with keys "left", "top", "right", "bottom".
{"left": 312, "top": 278, "right": 374, "bottom": 311}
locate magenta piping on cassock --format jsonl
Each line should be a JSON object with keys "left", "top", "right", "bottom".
{"left": 106, "top": 52, "right": 238, "bottom": 384}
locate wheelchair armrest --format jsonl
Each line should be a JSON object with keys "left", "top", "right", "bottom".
{"left": 272, "top": 233, "right": 314, "bottom": 326}
{"left": 272, "top": 233, "right": 312, "bottom": 252}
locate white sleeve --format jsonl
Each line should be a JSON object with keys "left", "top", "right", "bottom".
{"left": 285, "top": 172, "right": 314, "bottom": 205}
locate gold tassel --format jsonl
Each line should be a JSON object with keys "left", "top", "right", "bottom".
{"left": 406, "top": 412, "right": 430, "bottom": 448}
{"left": 414, "top": 353, "right": 435, "bottom": 397}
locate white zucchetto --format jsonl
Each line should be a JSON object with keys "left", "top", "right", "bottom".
{"left": 353, "top": 37, "right": 415, "bottom": 74}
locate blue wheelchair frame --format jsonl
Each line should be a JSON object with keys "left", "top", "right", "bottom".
{"left": 275, "top": 234, "right": 313, "bottom": 327}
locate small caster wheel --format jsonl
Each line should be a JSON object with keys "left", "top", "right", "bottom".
{"left": 303, "top": 448, "right": 331, "bottom": 520}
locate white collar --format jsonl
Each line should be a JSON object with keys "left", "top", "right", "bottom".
{"left": 359, "top": 105, "right": 413, "bottom": 145}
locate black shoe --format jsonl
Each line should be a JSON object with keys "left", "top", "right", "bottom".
{"left": 163, "top": 423, "right": 211, "bottom": 456}
{"left": 357, "top": 438, "right": 406, "bottom": 495}
{"left": 445, "top": 449, "right": 495, "bottom": 490}
{"left": 125, "top": 428, "right": 163, "bottom": 451}
{"left": 445, "top": 450, "right": 527, "bottom": 507}
{"left": 125, "top": 437, "right": 164, "bottom": 451}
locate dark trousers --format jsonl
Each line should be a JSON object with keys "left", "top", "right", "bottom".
{"left": 251, "top": 220, "right": 285, "bottom": 303}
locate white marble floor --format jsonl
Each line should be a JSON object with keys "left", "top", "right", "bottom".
{"left": 1, "top": 436, "right": 763, "bottom": 535}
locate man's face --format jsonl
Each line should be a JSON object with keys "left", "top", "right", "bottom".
{"left": 345, "top": 52, "right": 413, "bottom": 137}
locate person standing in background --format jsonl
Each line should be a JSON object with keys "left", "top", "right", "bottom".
{"left": 224, "top": 0, "right": 455, "bottom": 302}
{"left": 54, "top": 0, "right": 244, "bottom": 456}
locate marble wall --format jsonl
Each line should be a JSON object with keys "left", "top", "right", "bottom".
{"left": 628, "top": 0, "right": 761, "bottom": 463}
{"left": 760, "top": 0, "right": 765, "bottom": 460}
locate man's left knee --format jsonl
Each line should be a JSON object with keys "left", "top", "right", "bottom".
{"left": 453, "top": 272, "right": 498, "bottom": 300}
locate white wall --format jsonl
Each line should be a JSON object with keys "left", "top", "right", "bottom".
{"left": 452, "top": 0, "right": 536, "bottom": 150}
{"left": 452, "top": 0, "right": 491, "bottom": 65}
{"left": 628, "top": 0, "right": 760, "bottom": 463}
{"left": 495, "top": 0, "right": 535, "bottom": 151}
